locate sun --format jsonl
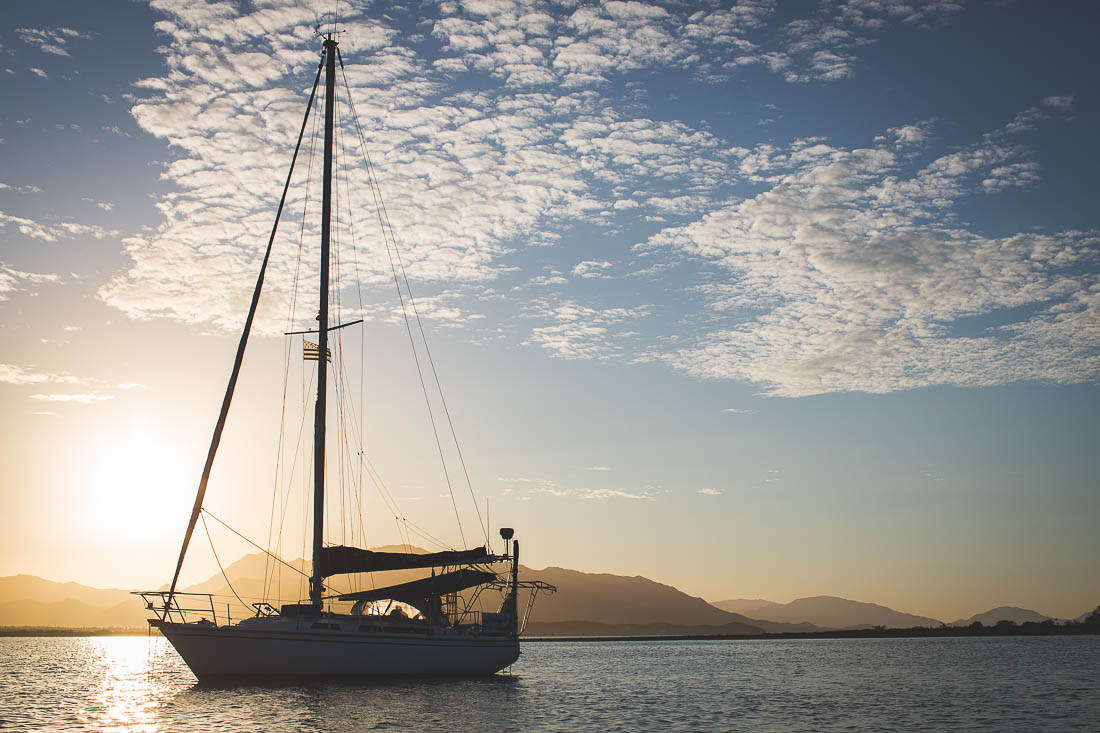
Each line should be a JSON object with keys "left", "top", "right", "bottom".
{"left": 81, "top": 424, "right": 194, "bottom": 542}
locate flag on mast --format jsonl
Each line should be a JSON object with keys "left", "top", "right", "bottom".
{"left": 303, "top": 340, "right": 331, "bottom": 362}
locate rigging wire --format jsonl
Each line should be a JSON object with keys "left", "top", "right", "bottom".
{"left": 165, "top": 54, "right": 325, "bottom": 612}
{"left": 333, "top": 100, "right": 371, "bottom": 565}
{"left": 206, "top": 508, "right": 313, "bottom": 581}
{"left": 334, "top": 100, "right": 388, "bottom": 593}
{"left": 267, "top": 61, "right": 324, "bottom": 605}
{"left": 331, "top": 95, "right": 347, "bottom": 552}
{"left": 264, "top": 335, "right": 292, "bottom": 603}
{"left": 274, "top": 363, "right": 317, "bottom": 600}
{"left": 337, "top": 50, "right": 488, "bottom": 546}
{"left": 290, "top": 51, "right": 472, "bottom": 557}
{"left": 200, "top": 512, "right": 251, "bottom": 618}
{"left": 248, "top": 42, "right": 500, "bottom": 613}
{"left": 203, "top": 507, "right": 335, "bottom": 593}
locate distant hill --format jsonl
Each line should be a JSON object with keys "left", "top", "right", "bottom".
{"left": 951, "top": 606, "right": 1053, "bottom": 626}
{"left": 0, "top": 555, "right": 814, "bottom": 633}
{"left": 0, "top": 575, "right": 134, "bottom": 608}
{"left": 711, "top": 598, "right": 778, "bottom": 616}
{"left": 728, "top": 595, "right": 942, "bottom": 629}
{"left": 523, "top": 567, "right": 743, "bottom": 626}
{"left": 516, "top": 567, "right": 825, "bottom": 633}
{"left": 26, "top": 561, "right": 1081, "bottom": 635}
{"left": 0, "top": 575, "right": 143, "bottom": 629}
{"left": 0, "top": 598, "right": 150, "bottom": 629}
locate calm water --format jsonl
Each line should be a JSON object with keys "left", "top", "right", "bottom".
{"left": 1, "top": 635, "right": 1096, "bottom": 731}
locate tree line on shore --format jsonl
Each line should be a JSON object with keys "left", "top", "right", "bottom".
{"left": 755, "top": 606, "right": 1100, "bottom": 640}
{"left": 949, "top": 605, "right": 1100, "bottom": 635}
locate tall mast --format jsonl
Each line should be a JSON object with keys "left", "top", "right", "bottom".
{"left": 310, "top": 35, "right": 338, "bottom": 609}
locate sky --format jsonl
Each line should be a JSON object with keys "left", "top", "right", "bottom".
{"left": 1, "top": 0, "right": 1098, "bottom": 623}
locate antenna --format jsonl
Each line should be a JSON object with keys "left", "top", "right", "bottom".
{"left": 314, "top": 3, "right": 344, "bottom": 41}
{"left": 315, "top": 25, "right": 345, "bottom": 40}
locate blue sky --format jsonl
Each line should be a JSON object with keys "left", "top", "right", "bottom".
{"left": 1, "top": 0, "right": 1098, "bottom": 621}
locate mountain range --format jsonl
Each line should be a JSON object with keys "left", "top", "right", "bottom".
{"left": 713, "top": 596, "right": 942, "bottom": 629}
{"left": 0, "top": 553, "right": 1076, "bottom": 634}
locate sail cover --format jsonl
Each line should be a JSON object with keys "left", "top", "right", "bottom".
{"left": 337, "top": 569, "right": 499, "bottom": 603}
{"left": 317, "top": 545, "right": 497, "bottom": 578}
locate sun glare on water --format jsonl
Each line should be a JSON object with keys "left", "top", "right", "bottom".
{"left": 82, "top": 637, "right": 183, "bottom": 732}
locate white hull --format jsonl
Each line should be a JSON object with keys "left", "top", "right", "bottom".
{"left": 156, "top": 617, "right": 520, "bottom": 680}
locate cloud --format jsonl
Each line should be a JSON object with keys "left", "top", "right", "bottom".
{"left": 386, "top": 290, "right": 486, "bottom": 327}
{"left": 0, "top": 264, "right": 61, "bottom": 301}
{"left": 101, "top": 1, "right": 973, "bottom": 335}
{"left": 107, "top": 4, "right": 604, "bottom": 330}
{"left": 0, "top": 211, "right": 117, "bottom": 242}
{"left": 30, "top": 68, "right": 48, "bottom": 79}
{"left": 533, "top": 486, "right": 652, "bottom": 500}
{"left": 28, "top": 393, "right": 114, "bottom": 404}
{"left": 583, "top": 488, "right": 651, "bottom": 500}
{"left": 523, "top": 299, "right": 650, "bottom": 359}
{"left": 430, "top": 0, "right": 934, "bottom": 87}
{"left": 1041, "top": 94, "right": 1074, "bottom": 112}
{"left": 572, "top": 259, "right": 613, "bottom": 278}
{"left": 15, "top": 26, "right": 91, "bottom": 57}
{"left": 639, "top": 106, "right": 1100, "bottom": 396}
{"left": 750, "top": 1, "right": 964, "bottom": 83}
{"left": 0, "top": 182, "right": 43, "bottom": 194}
{"left": 586, "top": 465, "right": 610, "bottom": 471}
{"left": 697, "top": 488, "right": 722, "bottom": 496}
{"left": 0, "top": 364, "right": 85, "bottom": 386}
{"left": 502, "top": 473, "right": 650, "bottom": 499}
{"left": 722, "top": 408, "right": 757, "bottom": 415}
{"left": 1006, "top": 95, "right": 1074, "bottom": 134}
{"left": 526, "top": 270, "right": 568, "bottom": 287}
{"left": 90, "top": 1, "right": 1094, "bottom": 402}
{"left": 884, "top": 120, "right": 935, "bottom": 149}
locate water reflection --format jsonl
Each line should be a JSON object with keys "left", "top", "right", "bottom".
{"left": 55, "top": 636, "right": 528, "bottom": 732}
{"left": 167, "top": 670, "right": 523, "bottom": 732}
{"left": 2, "top": 635, "right": 1095, "bottom": 731}
{"left": 82, "top": 636, "right": 181, "bottom": 732}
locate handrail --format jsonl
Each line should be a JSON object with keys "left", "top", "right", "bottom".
{"left": 134, "top": 591, "right": 217, "bottom": 625}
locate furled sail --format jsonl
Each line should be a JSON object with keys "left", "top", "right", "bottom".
{"left": 317, "top": 545, "right": 497, "bottom": 577}
{"left": 337, "top": 569, "right": 499, "bottom": 603}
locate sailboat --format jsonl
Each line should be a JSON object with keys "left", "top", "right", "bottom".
{"left": 136, "top": 33, "right": 553, "bottom": 680}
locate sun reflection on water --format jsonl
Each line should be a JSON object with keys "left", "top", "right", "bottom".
{"left": 79, "top": 636, "right": 185, "bottom": 732}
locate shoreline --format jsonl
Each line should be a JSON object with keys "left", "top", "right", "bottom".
{"left": 0, "top": 627, "right": 154, "bottom": 637}
{"left": 524, "top": 626, "right": 1100, "bottom": 642}
{"left": 2, "top": 625, "right": 1096, "bottom": 640}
